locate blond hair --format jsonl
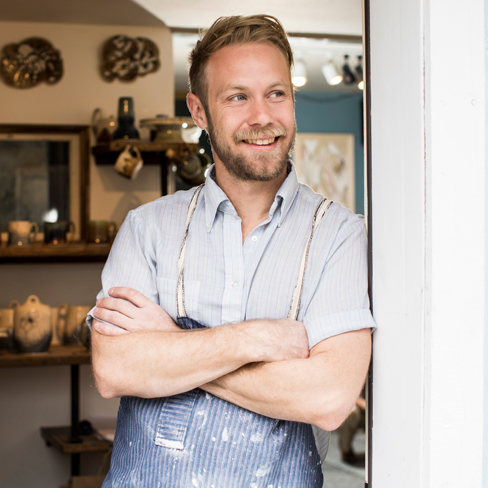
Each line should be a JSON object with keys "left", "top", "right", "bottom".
{"left": 188, "top": 15, "right": 294, "bottom": 111}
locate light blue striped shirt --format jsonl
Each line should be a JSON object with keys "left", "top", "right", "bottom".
{"left": 93, "top": 163, "right": 375, "bottom": 347}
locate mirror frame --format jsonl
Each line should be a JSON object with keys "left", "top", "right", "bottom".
{"left": 0, "top": 124, "right": 90, "bottom": 242}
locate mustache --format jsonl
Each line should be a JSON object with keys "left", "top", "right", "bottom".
{"left": 233, "top": 126, "right": 287, "bottom": 143}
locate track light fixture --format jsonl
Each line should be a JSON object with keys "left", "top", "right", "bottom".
{"left": 356, "top": 56, "right": 364, "bottom": 90}
{"left": 342, "top": 55, "right": 356, "bottom": 85}
{"left": 292, "top": 59, "right": 308, "bottom": 87}
{"left": 322, "top": 59, "right": 343, "bottom": 85}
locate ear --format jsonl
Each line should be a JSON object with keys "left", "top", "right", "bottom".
{"left": 187, "top": 93, "right": 208, "bottom": 130}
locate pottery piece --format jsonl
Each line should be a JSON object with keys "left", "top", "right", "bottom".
{"left": 87, "top": 221, "right": 116, "bottom": 244}
{"left": 79, "top": 320, "right": 91, "bottom": 349}
{"left": 8, "top": 221, "right": 38, "bottom": 246}
{"left": 44, "top": 221, "right": 75, "bottom": 244}
{"left": 13, "top": 295, "right": 52, "bottom": 353}
{"left": 0, "top": 300, "right": 17, "bottom": 350}
{"left": 114, "top": 145, "right": 143, "bottom": 180}
{"left": 63, "top": 306, "right": 91, "bottom": 345}
{"left": 112, "top": 97, "right": 139, "bottom": 140}
{"left": 56, "top": 303, "right": 68, "bottom": 344}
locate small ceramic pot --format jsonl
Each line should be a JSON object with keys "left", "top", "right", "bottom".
{"left": 13, "top": 295, "right": 52, "bottom": 353}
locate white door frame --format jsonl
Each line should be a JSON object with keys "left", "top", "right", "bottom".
{"left": 367, "top": 0, "right": 485, "bottom": 486}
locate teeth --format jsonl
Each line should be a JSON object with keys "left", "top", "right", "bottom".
{"left": 245, "top": 138, "right": 275, "bottom": 145}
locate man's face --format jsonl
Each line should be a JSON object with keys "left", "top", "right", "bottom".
{"left": 203, "top": 42, "right": 296, "bottom": 182}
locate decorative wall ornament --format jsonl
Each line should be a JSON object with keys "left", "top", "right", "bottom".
{"left": 0, "top": 37, "right": 63, "bottom": 89}
{"left": 101, "top": 35, "right": 160, "bottom": 82}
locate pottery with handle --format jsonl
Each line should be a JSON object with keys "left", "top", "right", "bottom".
{"left": 13, "top": 295, "right": 52, "bottom": 353}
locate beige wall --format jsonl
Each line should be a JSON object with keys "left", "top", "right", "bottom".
{"left": 0, "top": 20, "right": 174, "bottom": 224}
{"left": 0, "top": 20, "right": 174, "bottom": 488}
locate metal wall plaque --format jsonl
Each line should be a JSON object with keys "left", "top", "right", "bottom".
{"left": 101, "top": 35, "right": 160, "bottom": 82}
{"left": 0, "top": 37, "right": 63, "bottom": 89}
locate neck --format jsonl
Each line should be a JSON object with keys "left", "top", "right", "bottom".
{"left": 213, "top": 161, "right": 288, "bottom": 242}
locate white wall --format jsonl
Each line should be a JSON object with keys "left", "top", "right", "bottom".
{"left": 370, "top": 0, "right": 485, "bottom": 486}
{"left": 0, "top": 20, "right": 174, "bottom": 488}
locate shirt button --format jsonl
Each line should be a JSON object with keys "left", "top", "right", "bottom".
{"left": 231, "top": 279, "right": 238, "bottom": 287}
{"left": 251, "top": 236, "right": 258, "bottom": 242}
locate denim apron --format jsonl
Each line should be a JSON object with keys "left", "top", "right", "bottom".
{"left": 103, "top": 186, "right": 332, "bottom": 488}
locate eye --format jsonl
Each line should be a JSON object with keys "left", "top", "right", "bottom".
{"left": 269, "top": 90, "right": 285, "bottom": 99}
{"left": 230, "top": 94, "right": 246, "bottom": 101}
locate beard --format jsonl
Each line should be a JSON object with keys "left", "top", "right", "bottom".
{"left": 206, "top": 116, "right": 296, "bottom": 182}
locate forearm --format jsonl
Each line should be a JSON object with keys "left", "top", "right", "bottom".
{"left": 201, "top": 328, "right": 371, "bottom": 431}
{"left": 92, "top": 322, "right": 263, "bottom": 399}
{"left": 92, "top": 317, "right": 309, "bottom": 399}
{"left": 202, "top": 358, "right": 325, "bottom": 424}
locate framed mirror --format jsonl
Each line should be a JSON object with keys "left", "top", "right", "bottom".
{"left": 0, "top": 125, "right": 90, "bottom": 242}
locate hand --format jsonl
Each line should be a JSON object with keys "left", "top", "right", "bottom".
{"left": 251, "top": 319, "right": 310, "bottom": 362}
{"left": 92, "top": 287, "right": 179, "bottom": 336}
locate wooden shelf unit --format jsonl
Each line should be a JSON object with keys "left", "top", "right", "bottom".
{"left": 0, "top": 344, "right": 90, "bottom": 367}
{"left": 92, "top": 141, "right": 199, "bottom": 165}
{"left": 0, "top": 345, "right": 112, "bottom": 476}
{"left": 0, "top": 243, "right": 111, "bottom": 263}
{"left": 41, "top": 426, "right": 112, "bottom": 454}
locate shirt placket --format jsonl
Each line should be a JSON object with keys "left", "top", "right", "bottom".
{"left": 221, "top": 211, "right": 244, "bottom": 325}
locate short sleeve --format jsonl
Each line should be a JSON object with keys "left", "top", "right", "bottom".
{"left": 302, "top": 211, "right": 376, "bottom": 349}
{"left": 86, "top": 209, "right": 158, "bottom": 329}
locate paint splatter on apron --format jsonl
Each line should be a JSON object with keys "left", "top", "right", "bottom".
{"left": 103, "top": 186, "right": 332, "bottom": 488}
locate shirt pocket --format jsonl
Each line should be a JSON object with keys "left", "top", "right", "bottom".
{"left": 157, "top": 278, "right": 200, "bottom": 319}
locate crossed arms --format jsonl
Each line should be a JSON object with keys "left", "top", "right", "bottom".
{"left": 91, "top": 287, "right": 371, "bottom": 432}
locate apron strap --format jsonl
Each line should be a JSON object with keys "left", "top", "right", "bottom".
{"left": 176, "top": 185, "right": 331, "bottom": 321}
{"left": 288, "top": 198, "right": 333, "bottom": 321}
{"left": 177, "top": 184, "right": 204, "bottom": 318}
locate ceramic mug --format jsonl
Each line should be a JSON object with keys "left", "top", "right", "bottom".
{"left": 44, "top": 221, "right": 76, "bottom": 244}
{"left": 8, "top": 221, "right": 38, "bottom": 246}
{"left": 87, "top": 220, "right": 116, "bottom": 244}
{"left": 114, "top": 145, "right": 143, "bottom": 180}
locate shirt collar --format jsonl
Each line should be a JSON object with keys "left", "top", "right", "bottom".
{"left": 203, "top": 162, "right": 300, "bottom": 232}
{"left": 204, "top": 166, "right": 230, "bottom": 232}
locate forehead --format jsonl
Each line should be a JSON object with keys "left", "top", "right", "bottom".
{"left": 205, "top": 42, "right": 291, "bottom": 94}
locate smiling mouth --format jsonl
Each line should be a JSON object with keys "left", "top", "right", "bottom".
{"left": 234, "top": 127, "right": 287, "bottom": 146}
{"left": 243, "top": 137, "right": 277, "bottom": 145}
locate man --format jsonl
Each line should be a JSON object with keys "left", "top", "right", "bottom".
{"left": 90, "top": 14, "right": 374, "bottom": 487}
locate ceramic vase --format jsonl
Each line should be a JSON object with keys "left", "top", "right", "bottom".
{"left": 113, "top": 97, "right": 139, "bottom": 140}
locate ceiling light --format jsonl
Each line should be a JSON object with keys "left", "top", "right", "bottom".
{"left": 322, "top": 60, "right": 343, "bottom": 85}
{"left": 342, "top": 55, "right": 356, "bottom": 85}
{"left": 356, "top": 56, "right": 364, "bottom": 90}
{"left": 292, "top": 59, "right": 308, "bottom": 87}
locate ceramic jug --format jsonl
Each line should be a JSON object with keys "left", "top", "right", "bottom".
{"left": 13, "top": 295, "right": 52, "bottom": 353}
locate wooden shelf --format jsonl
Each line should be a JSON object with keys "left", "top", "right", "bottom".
{"left": 92, "top": 141, "right": 199, "bottom": 165}
{"left": 41, "top": 426, "right": 112, "bottom": 454}
{"left": 0, "top": 344, "right": 90, "bottom": 368}
{"left": 0, "top": 243, "right": 111, "bottom": 263}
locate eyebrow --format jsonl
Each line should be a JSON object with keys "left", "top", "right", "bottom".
{"left": 217, "top": 81, "right": 290, "bottom": 97}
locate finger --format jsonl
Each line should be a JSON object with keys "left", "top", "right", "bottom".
{"left": 93, "top": 307, "right": 135, "bottom": 331}
{"left": 97, "top": 296, "right": 138, "bottom": 319}
{"left": 107, "top": 287, "right": 151, "bottom": 308}
{"left": 93, "top": 320, "right": 128, "bottom": 336}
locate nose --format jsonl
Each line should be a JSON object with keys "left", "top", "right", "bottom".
{"left": 247, "top": 98, "right": 273, "bottom": 127}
